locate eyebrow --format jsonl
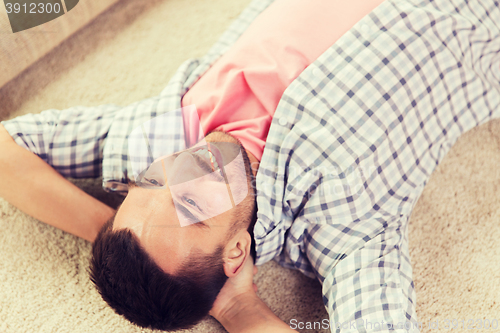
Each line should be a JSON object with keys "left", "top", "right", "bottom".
{"left": 176, "top": 202, "right": 199, "bottom": 221}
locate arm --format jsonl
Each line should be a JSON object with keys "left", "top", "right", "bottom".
{"left": 305, "top": 221, "right": 419, "bottom": 332}
{"left": 0, "top": 124, "right": 115, "bottom": 242}
{"left": 210, "top": 256, "right": 296, "bottom": 333}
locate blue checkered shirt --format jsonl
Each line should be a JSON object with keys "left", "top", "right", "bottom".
{"left": 3, "top": 0, "right": 500, "bottom": 331}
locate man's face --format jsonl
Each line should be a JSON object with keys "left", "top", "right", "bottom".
{"left": 112, "top": 131, "right": 255, "bottom": 275}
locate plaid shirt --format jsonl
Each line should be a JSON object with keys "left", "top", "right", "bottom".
{"left": 3, "top": 0, "right": 500, "bottom": 331}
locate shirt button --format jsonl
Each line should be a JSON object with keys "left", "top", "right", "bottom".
{"left": 361, "top": 24, "right": 371, "bottom": 33}
{"left": 278, "top": 117, "right": 288, "bottom": 126}
{"left": 312, "top": 68, "right": 322, "bottom": 78}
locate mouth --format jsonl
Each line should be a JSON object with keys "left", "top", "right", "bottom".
{"left": 190, "top": 144, "right": 223, "bottom": 173}
{"left": 208, "top": 143, "right": 224, "bottom": 172}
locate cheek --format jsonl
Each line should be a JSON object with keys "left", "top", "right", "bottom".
{"left": 223, "top": 159, "right": 249, "bottom": 206}
{"left": 201, "top": 182, "right": 233, "bottom": 214}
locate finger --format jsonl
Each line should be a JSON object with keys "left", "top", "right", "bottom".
{"left": 253, "top": 265, "right": 258, "bottom": 275}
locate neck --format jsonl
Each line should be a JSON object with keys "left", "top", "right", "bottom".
{"left": 245, "top": 149, "right": 260, "bottom": 177}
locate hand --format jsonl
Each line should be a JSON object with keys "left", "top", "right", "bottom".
{"left": 209, "top": 256, "right": 296, "bottom": 333}
{"left": 209, "top": 255, "right": 258, "bottom": 321}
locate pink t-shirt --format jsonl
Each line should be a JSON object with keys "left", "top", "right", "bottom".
{"left": 182, "top": 0, "right": 385, "bottom": 160}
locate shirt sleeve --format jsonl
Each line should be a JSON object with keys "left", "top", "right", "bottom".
{"left": 303, "top": 217, "right": 420, "bottom": 332}
{"left": 1, "top": 104, "right": 121, "bottom": 179}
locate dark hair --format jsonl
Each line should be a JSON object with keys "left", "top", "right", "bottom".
{"left": 89, "top": 220, "right": 227, "bottom": 331}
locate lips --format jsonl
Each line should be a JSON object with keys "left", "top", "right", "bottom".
{"left": 208, "top": 143, "right": 224, "bottom": 172}
{"left": 191, "top": 144, "right": 223, "bottom": 172}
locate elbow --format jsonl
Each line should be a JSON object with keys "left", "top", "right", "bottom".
{"left": 0, "top": 124, "right": 14, "bottom": 144}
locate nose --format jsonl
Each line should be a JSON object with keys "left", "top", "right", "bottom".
{"left": 167, "top": 151, "right": 208, "bottom": 186}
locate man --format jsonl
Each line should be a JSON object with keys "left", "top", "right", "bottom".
{"left": 1, "top": 0, "right": 499, "bottom": 332}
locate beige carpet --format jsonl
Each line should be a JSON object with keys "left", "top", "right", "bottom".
{"left": 0, "top": 0, "right": 499, "bottom": 332}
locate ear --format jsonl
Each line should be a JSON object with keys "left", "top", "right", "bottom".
{"left": 222, "top": 230, "right": 252, "bottom": 278}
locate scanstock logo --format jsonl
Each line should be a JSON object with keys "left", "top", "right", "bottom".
{"left": 4, "top": 0, "right": 79, "bottom": 33}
